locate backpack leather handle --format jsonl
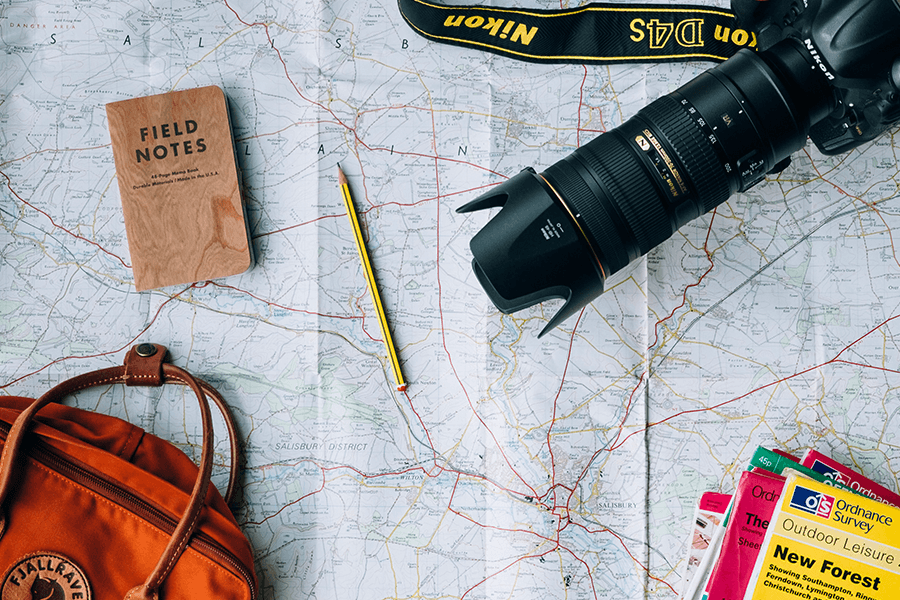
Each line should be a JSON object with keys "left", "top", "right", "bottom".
{"left": 0, "top": 343, "right": 238, "bottom": 600}
{"left": 124, "top": 342, "right": 241, "bottom": 505}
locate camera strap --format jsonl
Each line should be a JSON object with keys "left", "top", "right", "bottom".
{"left": 398, "top": 0, "right": 754, "bottom": 64}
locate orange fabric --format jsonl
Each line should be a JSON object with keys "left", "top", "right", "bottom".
{"left": 0, "top": 397, "right": 257, "bottom": 600}
{"left": 0, "top": 400, "right": 143, "bottom": 459}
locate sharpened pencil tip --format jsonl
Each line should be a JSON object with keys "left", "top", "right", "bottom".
{"left": 337, "top": 163, "right": 347, "bottom": 186}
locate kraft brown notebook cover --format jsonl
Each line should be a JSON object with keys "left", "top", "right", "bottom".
{"left": 106, "top": 85, "right": 253, "bottom": 291}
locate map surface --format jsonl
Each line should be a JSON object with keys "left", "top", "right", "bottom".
{"left": 2, "top": 0, "right": 900, "bottom": 598}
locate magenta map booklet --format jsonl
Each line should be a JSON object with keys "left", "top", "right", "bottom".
{"left": 702, "top": 469, "right": 785, "bottom": 600}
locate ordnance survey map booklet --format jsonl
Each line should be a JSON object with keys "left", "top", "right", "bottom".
{"left": 701, "top": 469, "right": 784, "bottom": 600}
{"left": 688, "top": 447, "right": 860, "bottom": 600}
{"left": 801, "top": 450, "right": 900, "bottom": 509}
{"left": 743, "top": 474, "right": 900, "bottom": 600}
{"left": 681, "top": 492, "right": 731, "bottom": 599}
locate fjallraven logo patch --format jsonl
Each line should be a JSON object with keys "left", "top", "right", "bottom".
{"left": 0, "top": 553, "right": 91, "bottom": 600}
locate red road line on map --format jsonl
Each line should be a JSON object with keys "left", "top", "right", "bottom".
{"left": 252, "top": 213, "right": 340, "bottom": 239}
{"left": 460, "top": 548, "right": 564, "bottom": 600}
{"left": 601, "top": 526, "right": 677, "bottom": 594}
{"left": 576, "top": 66, "right": 588, "bottom": 146}
{"left": 375, "top": 182, "right": 501, "bottom": 209}
{"left": 0, "top": 285, "right": 195, "bottom": 389}
{"left": 649, "top": 208, "right": 718, "bottom": 350}
{"left": 607, "top": 370, "right": 647, "bottom": 453}
{"left": 448, "top": 474, "right": 559, "bottom": 544}
{"left": 354, "top": 295, "right": 381, "bottom": 343}
{"left": 233, "top": 120, "right": 332, "bottom": 143}
{"left": 458, "top": 383, "right": 542, "bottom": 498}
{"left": 401, "top": 388, "right": 440, "bottom": 461}
{"left": 547, "top": 310, "right": 584, "bottom": 486}
{"left": 1, "top": 169, "right": 131, "bottom": 269}
{"left": 242, "top": 458, "right": 545, "bottom": 528}
{"left": 253, "top": 182, "right": 500, "bottom": 239}
{"left": 243, "top": 461, "right": 326, "bottom": 526}
{"left": 2, "top": 277, "right": 362, "bottom": 389}
{"left": 203, "top": 281, "right": 361, "bottom": 321}
{"left": 800, "top": 147, "right": 858, "bottom": 201}
{"left": 0, "top": 144, "right": 111, "bottom": 168}
{"left": 335, "top": 460, "right": 534, "bottom": 499}
{"left": 612, "top": 313, "right": 900, "bottom": 452}
{"left": 554, "top": 538, "right": 604, "bottom": 599}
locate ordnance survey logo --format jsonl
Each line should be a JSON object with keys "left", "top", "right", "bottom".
{"left": 809, "top": 460, "right": 850, "bottom": 485}
{"left": 0, "top": 553, "right": 92, "bottom": 600}
{"left": 789, "top": 485, "right": 835, "bottom": 519}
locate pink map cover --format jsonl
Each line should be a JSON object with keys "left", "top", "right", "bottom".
{"left": 702, "top": 469, "right": 785, "bottom": 600}
{"left": 681, "top": 492, "right": 731, "bottom": 598}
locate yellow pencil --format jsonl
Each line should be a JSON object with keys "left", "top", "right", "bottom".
{"left": 338, "top": 164, "right": 408, "bottom": 392}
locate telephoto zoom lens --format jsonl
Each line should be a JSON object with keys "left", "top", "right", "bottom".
{"left": 458, "top": 39, "right": 836, "bottom": 336}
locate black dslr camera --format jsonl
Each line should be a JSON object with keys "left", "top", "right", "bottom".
{"left": 459, "top": 0, "right": 900, "bottom": 336}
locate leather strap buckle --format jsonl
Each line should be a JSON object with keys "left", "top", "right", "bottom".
{"left": 124, "top": 343, "right": 166, "bottom": 386}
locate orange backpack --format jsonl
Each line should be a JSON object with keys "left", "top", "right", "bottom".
{"left": 0, "top": 343, "right": 257, "bottom": 600}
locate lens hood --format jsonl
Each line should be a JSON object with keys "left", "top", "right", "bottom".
{"left": 457, "top": 168, "right": 605, "bottom": 336}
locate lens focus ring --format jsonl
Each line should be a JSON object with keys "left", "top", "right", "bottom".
{"left": 641, "top": 95, "right": 730, "bottom": 213}
{"left": 543, "top": 127, "right": 669, "bottom": 273}
{"left": 542, "top": 151, "right": 634, "bottom": 273}
{"left": 571, "top": 132, "right": 669, "bottom": 259}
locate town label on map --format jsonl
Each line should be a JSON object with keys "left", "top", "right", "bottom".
{"left": 275, "top": 441, "right": 370, "bottom": 452}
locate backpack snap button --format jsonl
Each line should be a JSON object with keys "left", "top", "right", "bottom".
{"left": 135, "top": 343, "right": 158, "bottom": 357}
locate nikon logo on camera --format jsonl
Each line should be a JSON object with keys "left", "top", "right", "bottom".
{"left": 805, "top": 38, "right": 836, "bottom": 80}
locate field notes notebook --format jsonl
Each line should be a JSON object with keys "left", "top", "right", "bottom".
{"left": 106, "top": 85, "right": 253, "bottom": 290}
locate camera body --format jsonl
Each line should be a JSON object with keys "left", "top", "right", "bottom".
{"left": 734, "top": 0, "right": 900, "bottom": 155}
{"left": 459, "top": 0, "right": 900, "bottom": 337}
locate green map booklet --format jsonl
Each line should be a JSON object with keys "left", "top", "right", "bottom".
{"left": 742, "top": 473, "right": 900, "bottom": 600}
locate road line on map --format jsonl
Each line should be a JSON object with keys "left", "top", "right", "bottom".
{"left": 0, "top": 285, "right": 193, "bottom": 389}
{"left": 1, "top": 169, "right": 130, "bottom": 268}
